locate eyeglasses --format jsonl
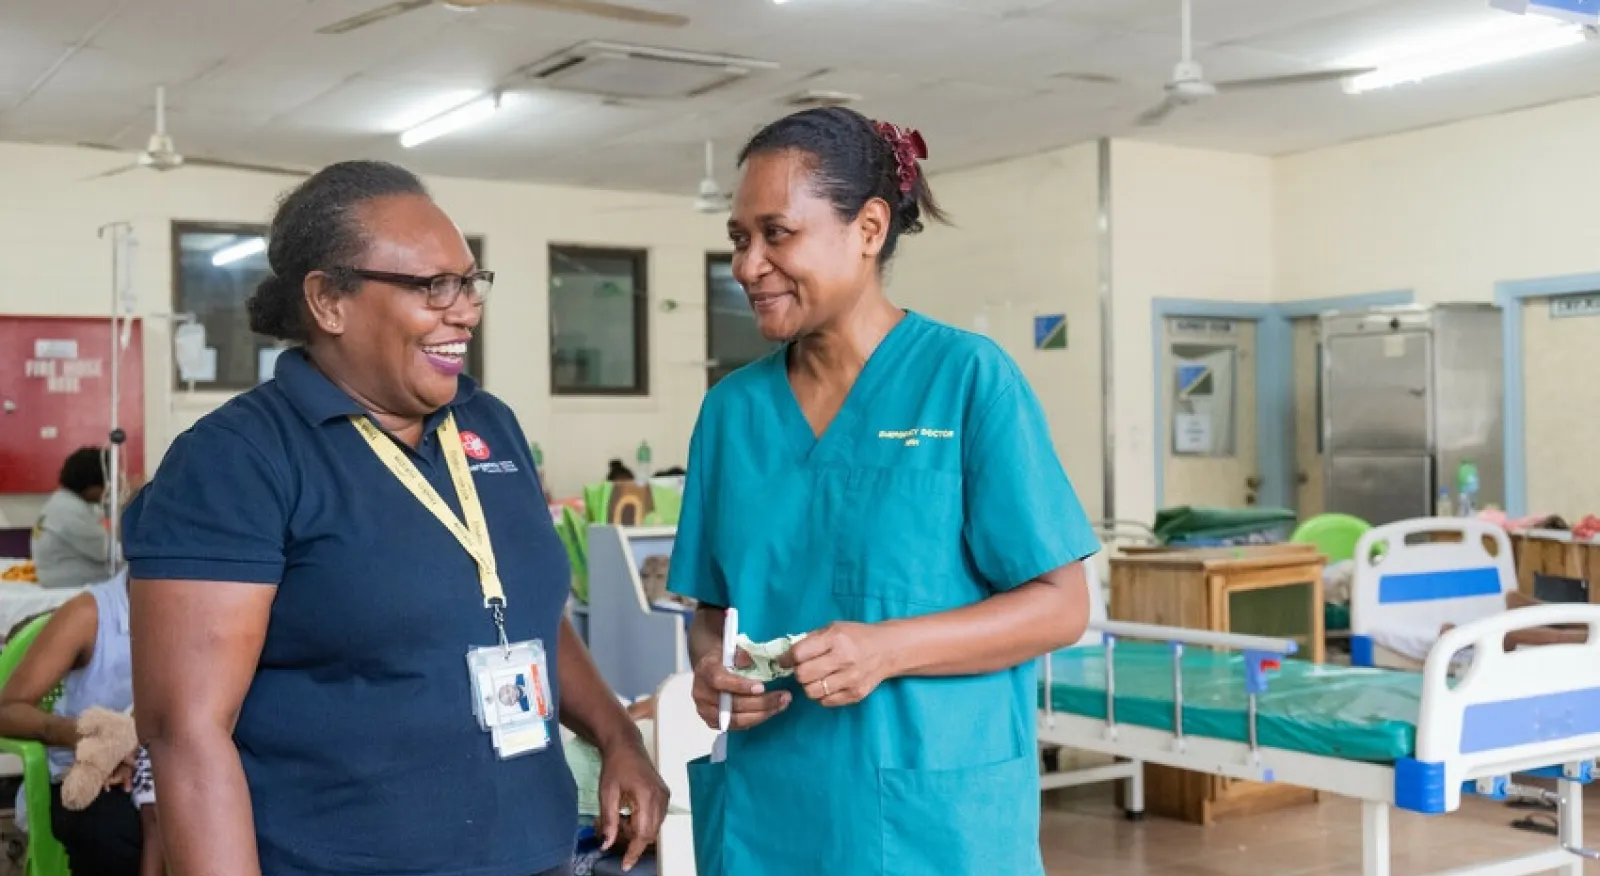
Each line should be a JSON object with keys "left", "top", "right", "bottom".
{"left": 336, "top": 267, "right": 494, "bottom": 310}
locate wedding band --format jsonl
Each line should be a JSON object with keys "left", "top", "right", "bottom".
{"left": 822, "top": 679, "right": 831, "bottom": 697}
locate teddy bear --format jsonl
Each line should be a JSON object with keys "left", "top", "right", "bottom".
{"left": 61, "top": 706, "right": 140, "bottom": 811}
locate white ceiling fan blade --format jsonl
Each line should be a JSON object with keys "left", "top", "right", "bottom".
{"left": 1136, "top": 96, "right": 1181, "bottom": 127}
{"left": 81, "top": 163, "right": 140, "bottom": 181}
{"left": 497, "top": 0, "right": 689, "bottom": 27}
{"left": 316, "top": 0, "right": 435, "bottom": 35}
{"left": 1214, "top": 67, "right": 1376, "bottom": 92}
{"left": 182, "top": 156, "right": 311, "bottom": 178}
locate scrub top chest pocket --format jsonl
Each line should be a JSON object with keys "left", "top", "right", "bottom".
{"left": 833, "top": 465, "right": 971, "bottom": 609}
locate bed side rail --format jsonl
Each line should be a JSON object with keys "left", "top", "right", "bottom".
{"left": 1042, "top": 621, "right": 1298, "bottom": 772}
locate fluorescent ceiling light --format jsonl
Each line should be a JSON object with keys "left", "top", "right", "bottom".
{"left": 399, "top": 95, "right": 500, "bottom": 148}
{"left": 212, "top": 237, "right": 266, "bottom": 267}
{"left": 1343, "top": 15, "right": 1585, "bottom": 94}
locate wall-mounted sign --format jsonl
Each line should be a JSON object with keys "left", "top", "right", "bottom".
{"left": 1490, "top": 0, "right": 1600, "bottom": 25}
{"left": 1550, "top": 293, "right": 1600, "bottom": 319}
{"left": 1172, "top": 317, "right": 1237, "bottom": 336}
{"left": 1033, "top": 314, "right": 1067, "bottom": 350}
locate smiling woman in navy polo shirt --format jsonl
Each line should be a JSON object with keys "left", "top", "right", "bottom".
{"left": 122, "top": 160, "right": 667, "bottom": 876}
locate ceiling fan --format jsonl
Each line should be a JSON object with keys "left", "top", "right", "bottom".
{"left": 692, "top": 140, "right": 732, "bottom": 214}
{"left": 316, "top": 0, "right": 689, "bottom": 34}
{"left": 1136, "top": 0, "right": 1376, "bottom": 127}
{"left": 82, "top": 86, "right": 308, "bottom": 180}
{"left": 598, "top": 139, "right": 730, "bottom": 214}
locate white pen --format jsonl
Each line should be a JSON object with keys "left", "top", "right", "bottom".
{"left": 718, "top": 607, "right": 739, "bottom": 733}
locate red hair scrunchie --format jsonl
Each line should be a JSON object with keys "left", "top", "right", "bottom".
{"left": 873, "top": 121, "right": 928, "bottom": 194}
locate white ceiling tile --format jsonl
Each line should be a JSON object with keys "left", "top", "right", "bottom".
{"left": 0, "top": 0, "right": 129, "bottom": 45}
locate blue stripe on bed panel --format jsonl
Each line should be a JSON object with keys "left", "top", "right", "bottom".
{"left": 1460, "top": 687, "right": 1600, "bottom": 754}
{"left": 1378, "top": 567, "right": 1502, "bottom": 604}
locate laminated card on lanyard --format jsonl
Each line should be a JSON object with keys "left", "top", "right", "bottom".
{"left": 352, "top": 413, "right": 554, "bottom": 759}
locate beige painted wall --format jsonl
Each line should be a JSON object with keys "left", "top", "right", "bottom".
{"left": 1110, "top": 140, "right": 1275, "bottom": 526}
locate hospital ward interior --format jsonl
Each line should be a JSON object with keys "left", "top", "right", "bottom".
{"left": 5, "top": 0, "right": 1600, "bottom": 874}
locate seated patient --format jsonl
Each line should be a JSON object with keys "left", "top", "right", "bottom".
{"left": 0, "top": 567, "right": 162, "bottom": 876}
{"left": 31, "top": 448, "right": 114, "bottom": 590}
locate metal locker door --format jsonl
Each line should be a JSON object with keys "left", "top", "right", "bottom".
{"left": 1325, "top": 330, "right": 1431, "bottom": 453}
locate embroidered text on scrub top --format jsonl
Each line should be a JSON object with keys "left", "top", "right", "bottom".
{"left": 877, "top": 427, "right": 957, "bottom": 447}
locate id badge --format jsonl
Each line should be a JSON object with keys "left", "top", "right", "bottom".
{"left": 466, "top": 640, "right": 554, "bottom": 759}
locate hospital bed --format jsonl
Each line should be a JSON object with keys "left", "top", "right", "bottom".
{"left": 1349, "top": 517, "right": 1519, "bottom": 670}
{"left": 1037, "top": 605, "right": 1600, "bottom": 875}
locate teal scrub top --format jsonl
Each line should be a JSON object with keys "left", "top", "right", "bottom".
{"left": 667, "top": 311, "right": 1100, "bottom": 876}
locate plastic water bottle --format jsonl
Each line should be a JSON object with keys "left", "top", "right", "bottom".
{"left": 636, "top": 440, "right": 652, "bottom": 485}
{"left": 1456, "top": 461, "right": 1479, "bottom": 517}
{"left": 1436, "top": 487, "right": 1453, "bottom": 518}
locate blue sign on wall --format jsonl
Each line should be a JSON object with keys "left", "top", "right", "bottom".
{"left": 1033, "top": 314, "right": 1067, "bottom": 350}
{"left": 1532, "top": 0, "right": 1600, "bottom": 15}
{"left": 1492, "top": 0, "right": 1600, "bottom": 22}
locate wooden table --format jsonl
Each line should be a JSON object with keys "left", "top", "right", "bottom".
{"left": 1511, "top": 530, "right": 1600, "bottom": 602}
{"left": 1108, "top": 543, "right": 1327, "bottom": 825}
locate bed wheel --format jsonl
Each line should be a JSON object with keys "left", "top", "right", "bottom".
{"left": 1124, "top": 810, "right": 1145, "bottom": 822}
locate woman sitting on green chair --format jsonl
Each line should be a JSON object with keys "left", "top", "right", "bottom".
{"left": 0, "top": 567, "right": 163, "bottom": 876}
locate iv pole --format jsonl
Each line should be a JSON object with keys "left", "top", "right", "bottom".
{"left": 98, "top": 221, "right": 134, "bottom": 574}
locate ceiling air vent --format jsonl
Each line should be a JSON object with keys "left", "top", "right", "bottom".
{"left": 515, "top": 41, "right": 778, "bottom": 100}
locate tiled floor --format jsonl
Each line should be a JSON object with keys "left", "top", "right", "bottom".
{"left": 1040, "top": 785, "right": 1600, "bottom": 874}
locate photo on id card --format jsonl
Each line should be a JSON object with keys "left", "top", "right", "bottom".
{"left": 467, "top": 642, "right": 552, "bottom": 738}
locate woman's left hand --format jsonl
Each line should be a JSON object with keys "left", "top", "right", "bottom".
{"left": 785, "top": 622, "right": 897, "bottom": 707}
{"left": 596, "top": 735, "right": 670, "bottom": 872}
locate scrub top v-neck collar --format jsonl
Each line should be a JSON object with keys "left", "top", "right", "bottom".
{"left": 770, "top": 310, "right": 922, "bottom": 466}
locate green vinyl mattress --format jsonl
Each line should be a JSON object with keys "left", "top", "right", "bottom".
{"left": 1039, "top": 641, "right": 1423, "bottom": 763}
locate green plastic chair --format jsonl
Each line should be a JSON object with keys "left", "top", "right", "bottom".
{"left": 1290, "top": 513, "right": 1372, "bottom": 563}
{"left": 0, "top": 613, "right": 71, "bottom": 876}
{"left": 1291, "top": 513, "right": 1371, "bottom": 634}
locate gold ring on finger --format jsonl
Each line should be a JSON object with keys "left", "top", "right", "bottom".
{"left": 822, "top": 679, "right": 831, "bottom": 697}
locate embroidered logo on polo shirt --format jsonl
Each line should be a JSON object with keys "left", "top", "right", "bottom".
{"left": 460, "top": 431, "right": 491, "bottom": 460}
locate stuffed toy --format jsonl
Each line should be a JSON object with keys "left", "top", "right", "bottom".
{"left": 61, "top": 706, "right": 140, "bottom": 811}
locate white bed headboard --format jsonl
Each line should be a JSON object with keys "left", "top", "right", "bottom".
{"left": 1349, "top": 517, "right": 1516, "bottom": 666}
{"left": 1407, "top": 604, "right": 1600, "bottom": 813}
{"left": 652, "top": 671, "right": 717, "bottom": 809}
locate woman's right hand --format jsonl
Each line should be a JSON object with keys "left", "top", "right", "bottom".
{"left": 690, "top": 650, "right": 790, "bottom": 731}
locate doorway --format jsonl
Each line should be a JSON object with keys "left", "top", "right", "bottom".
{"left": 1160, "top": 315, "right": 1259, "bottom": 508}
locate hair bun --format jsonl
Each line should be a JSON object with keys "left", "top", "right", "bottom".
{"left": 246, "top": 273, "right": 304, "bottom": 340}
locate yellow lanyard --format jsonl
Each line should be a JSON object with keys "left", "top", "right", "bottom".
{"left": 351, "top": 412, "right": 509, "bottom": 640}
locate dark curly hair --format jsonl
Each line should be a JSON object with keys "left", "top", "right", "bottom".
{"left": 58, "top": 447, "right": 106, "bottom": 497}
{"left": 737, "top": 107, "right": 948, "bottom": 265}
{"left": 246, "top": 160, "right": 429, "bottom": 342}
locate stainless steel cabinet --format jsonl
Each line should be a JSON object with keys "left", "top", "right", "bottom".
{"left": 1320, "top": 304, "right": 1503, "bottom": 526}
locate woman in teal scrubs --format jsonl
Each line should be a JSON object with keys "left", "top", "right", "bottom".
{"left": 666, "top": 106, "right": 1100, "bottom": 875}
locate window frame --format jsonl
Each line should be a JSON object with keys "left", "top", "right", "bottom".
{"left": 170, "top": 219, "right": 273, "bottom": 392}
{"left": 548, "top": 244, "right": 650, "bottom": 398}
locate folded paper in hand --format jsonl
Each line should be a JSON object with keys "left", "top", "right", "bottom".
{"left": 730, "top": 633, "right": 807, "bottom": 682}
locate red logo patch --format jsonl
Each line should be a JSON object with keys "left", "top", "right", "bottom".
{"left": 460, "top": 431, "right": 491, "bottom": 461}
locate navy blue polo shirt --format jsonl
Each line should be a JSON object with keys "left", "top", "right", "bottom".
{"left": 123, "top": 348, "right": 577, "bottom": 876}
